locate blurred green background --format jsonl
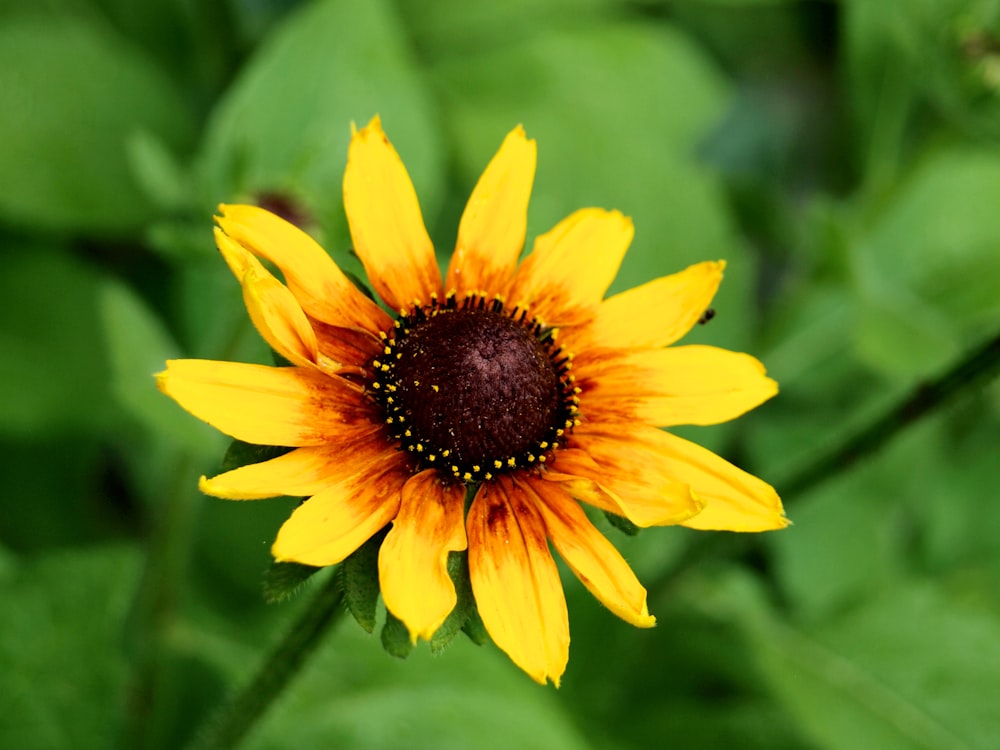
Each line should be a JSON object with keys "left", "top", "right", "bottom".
{"left": 2, "top": 0, "right": 1000, "bottom": 748}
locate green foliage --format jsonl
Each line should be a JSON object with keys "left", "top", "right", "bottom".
{"left": 0, "top": 546, "right": 139, "bottom": 748}
{"left": 5, "top": 1, "right": 1000, "bottom": 749}
{"left": 0, "top": 14, "right": 194, "bottom": 232}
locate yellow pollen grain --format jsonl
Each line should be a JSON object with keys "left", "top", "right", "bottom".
{"left": 372, "top": 382, "right": 381, "bottom": 389}
{"left": 451, "top": 465, "right": 459, "bottom": 474}
{"left": 417, "top": 444, "right": 425, "bottom": 452}
{"left": 527, "top": 454, "right": 536, "bottom": 463}
{"left": 428, "top": 454, "right": 436, "bottom": 462}
{"left": 431, "top": 384, "right": 439, "bottom": 392}
{"left": 386, "top": 417, "right": 394, "bottom": 424}
{"left": 404, "top": 429, "right": 412, "bottom": 437}
{"left": 463, "top": 472, "right": 472, "bottom": 481}
{"left": 493, "top": 460, "right": 502, "bottom": 469}
{"left": 484, "top": 472, "right": 493, "bottom": 480}
{"left": 384, "top": 346, "right": 392, "bottom": 355}
{"left": 442, "top": 450, "right": 451, "bottom": 457}
{"left": 413, "top": 380, "right": 420, "bottom": 387}
{"left": 507, "top": 457, "right": 516, "bottom": 468}
{"left": 539, "top": 441, "right": 549, "bottom": 449}
{"left": 538, "top": 455, "right": 547, "bottom": 463}
{"left": 473, "top": 465, "right": 480, "bottom": 473}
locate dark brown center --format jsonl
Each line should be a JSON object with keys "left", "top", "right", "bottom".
{"left": 370, "top": 296, "right": 577, "bottom": 482}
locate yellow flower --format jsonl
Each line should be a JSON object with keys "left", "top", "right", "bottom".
{"left": 158, "top": 116, "right": 786, "bottom": 686}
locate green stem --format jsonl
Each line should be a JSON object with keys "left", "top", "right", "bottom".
{"left": 777, "top": 329, "right": 1000, "bottom": 498}
{"left": 187, "top": 572, "right": 345, "bottom": 750}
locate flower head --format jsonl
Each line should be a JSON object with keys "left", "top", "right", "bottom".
{"left": 158, "top": 116, "right": 786, "bottom": 685}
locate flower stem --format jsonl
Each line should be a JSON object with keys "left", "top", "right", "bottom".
{"left": 187, "top": 571, "right": 345, "bottom": 750}
{"left": 777, "top": 329, "right": 1000, "bottom": 498}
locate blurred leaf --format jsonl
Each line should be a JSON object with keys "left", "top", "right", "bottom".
{"left": 198, "top": 0, "right": 443, "bottom": 237}
{"left": 0, "top": 244, "right": 113, "bottom": 436}
{"left": 851, "top": 147, "right": 1000, "bottom": 377}
{"left": 702, "top": 569, "right": 1000, "bottom": 750}
{"left": 0, "top": 546, "right": 139, "bottom": 750}
{"left": 395, "top": 0, "right": 614, "bottom": 59}
{"left": 563, "top": 588, "right": 810, "bottom": 750}
{"left": 0, "top": 435, "right": 129, "bottom": 552}
{"left": 127, "top": 130, "right": 193, "bottom": 212}
{"left": 905, "top": 404, "right": 1000, "bottom": 577}
{"left": 768, "top": 430, "right": 909, "bottom": 620}
{"left": 100, "top": 278, "right": 218, "bottom": 455}
{"left": 845, "top": 0, "right": 1000, "bottom": 146}
{"left": 244, "top": 625, "right": 589, "bottom": 750}
{"left": 0, "top": 15, "right": 194, "bottom": 232}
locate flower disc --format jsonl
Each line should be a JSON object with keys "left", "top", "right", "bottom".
{"left": 374, "top": 302, "right": 575, "bottom": 481}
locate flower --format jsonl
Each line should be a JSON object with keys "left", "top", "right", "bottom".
{"left": 157, "top": 116, "right": 785, "bottom": 686}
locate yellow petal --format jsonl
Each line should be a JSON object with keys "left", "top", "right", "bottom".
{"left": 565, "top": 260, "right": 724, "bottom": 352}
{"left": 343, "top": 116, "right": 442, "bottom": 311}
{"left": 577, "top": 425, "right": 784, "bottom": 531}
{"left": 379, "top": 471, "right": 468, "bottom": 643}
{"left": 156, "top": 359, "right": 373, "bottom": 447}
{"left": 546, "top": 446, "right": 703, "bottom": 528}
{"left": 446, "top": 126, "right": 536, "bottom": 295}
{"left": 216, "top": 204, "right": 390, "bottom": 334}
{"left": 467, "top": 476, "right": 569, "bottom": 686}
{"left": 215, "top": 228, "right": 320, "bottom": 369}
{"left": 656, "top": 431, "right": 788, "bottom": 532}
{"left": 506, "top": 208, "right": 633, "bottom": 325}
{"left": 199, "top": 426, "right": 386, "bottom": 499}
{"left": 576, "top": 345, "right": 778, "bottom": 427}
{"left": 271, "top": 453, "right": 410, "bottom": 566}
{"left": 527, "top": 478, "right": 655, "bottom": 628}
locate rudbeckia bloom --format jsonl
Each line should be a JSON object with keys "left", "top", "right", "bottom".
{"left": 158, "top": 116, "right": 785, "bottom": 685}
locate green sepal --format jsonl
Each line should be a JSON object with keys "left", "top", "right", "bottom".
{"left": 380, "top": 610, "right": 414, "bottom": 659}
{"left": 262, "top": 561, "right": 321, "bottom": 604}
{"left": 461, "top": 603, "right": 489, "bottom": 646}
{"left": 603, "top": 510, "right": 640, "bottom": 537}
{"left": 221, "top": 439, "right": 292, "bottom": 473}
{"left": 429, "top": 551, "right": 475, "bottom": 654}
{"left": 340, "top": 527, "right": 388, "bottom": 633}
